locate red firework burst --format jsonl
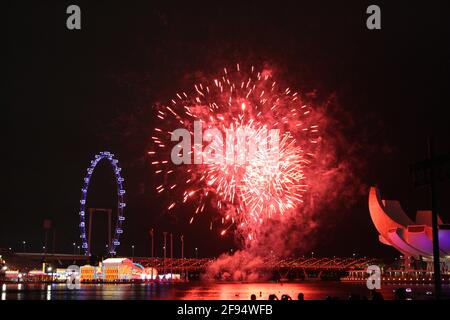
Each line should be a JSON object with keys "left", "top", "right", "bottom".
{"left": 149, "top": 64, "right": 320, "bottom": 239}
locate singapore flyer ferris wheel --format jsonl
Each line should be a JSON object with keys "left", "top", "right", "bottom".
{"left": 79, "top": 151, "right": 126, "bottom": 256}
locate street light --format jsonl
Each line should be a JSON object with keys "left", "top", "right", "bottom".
{"left": 149, "top": 228, "right": 155, "bottom": 258}
{"left": 163, "top": 232, "right": 168, "bottom": 276}
{"left": 22, "top": 241, "right": 26, "bottom": 253}
{"left": 180, "top": 235, "right": 185, "bottom": 281}
{"left": 195, "top": 247, "right": 198, "bottom": 259}
{"left": 73, "top": 242, "right": 76, "bottom": 254}
{"left": 47, "top": 266, "right": 53, "bottom": 282}
{"left": 163, "top": 246, "right": 166, "bottom": 276}
{"left": 311, "top": 251, "right": 314, "bottom": 258}
{"left": 131, "top": 245, "right": 135, "bottom": 259}
{"left": 180, "top": 235, "right": 184, "bottom": 259}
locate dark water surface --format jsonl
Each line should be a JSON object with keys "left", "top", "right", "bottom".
{"left": 1, "top": 281, "right": 447, "bottom": 300}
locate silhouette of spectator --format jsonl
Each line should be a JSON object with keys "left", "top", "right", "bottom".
{"left": 325, "top": 295, "right": 332, "bottom": 301}
{"left": 395, "top": 288, "right": 407, "bottom": 300}
{"left": 370, "top": 290, "right": 384, "bottom": 301}
{"left": 281, "top": 294, "right": 292, "bottom": 300}
{"left": 297, "top": 292, "right": 304, "bottom": 300}
{"left": 250, "top": 294, "right": 256, "bottom": 300}
{"left": 268, "top": 294, "right": 279, "bottom": 300}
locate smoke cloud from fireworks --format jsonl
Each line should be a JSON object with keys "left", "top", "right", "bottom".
{"left": 150, "top": 64, "right": 320, "bottom": 239}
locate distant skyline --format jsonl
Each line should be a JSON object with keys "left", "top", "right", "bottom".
{"left": 5, "top": 1, "right": 450, "bottom": 260}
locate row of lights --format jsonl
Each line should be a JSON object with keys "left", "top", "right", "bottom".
{"left": 302, "top": 252, "right": 359, "bottom": 258}
{"left": 347, "top": 277, "right": 449, "bottom": 282}
{"left": 9, "top": 241, "right": 140, "bottom": 257}
{"left": 8, "top": 242, "right": 85, "bottom": 253}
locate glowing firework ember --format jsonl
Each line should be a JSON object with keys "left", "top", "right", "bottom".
{"left": 149, "top": 64, "right": 320, "bottom": 238}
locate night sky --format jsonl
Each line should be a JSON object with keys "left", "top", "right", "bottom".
{"left": 5, "top": 0, "right": 450, "bottom": 260}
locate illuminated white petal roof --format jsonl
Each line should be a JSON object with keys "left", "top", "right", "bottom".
{"left": 368, "top": 186, "right": 449, "bottom": 259}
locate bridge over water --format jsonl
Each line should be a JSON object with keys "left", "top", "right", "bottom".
{"left": 4, "top": 253, "right": 380, "bottom": 277}
{"left": 133, "top": 257, "right": 380, "bottom": 273}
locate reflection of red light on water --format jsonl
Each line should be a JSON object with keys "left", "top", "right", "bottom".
{"left": 177, "top": 282, "right": 401, "bottom": 300}
{"left": 181, "top": 283, "right": 305, "bottom": 300}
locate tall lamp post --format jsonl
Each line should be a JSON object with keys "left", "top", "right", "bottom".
{"left": 43, "top": 219, "right": 52, "bottom": 255}
{"left": 131, "top": 245, "right": 135, "bottom": 259}
{"left": 163, "top": 232, "right": 167, "bottom": 277}
{"left": 428, "top": 138, "right": 442, "bottom": 299}
{"left": 409, "top": 138, "right": 449, "bottom": 299}
{"left": 181, "top": 235, "right": 184, "bottom": 259}
{"left": 170, "top": 233, "right": 173, "bottom": 279}
{"left": 149, "top": 228, "right": 154, "bottom": 258}
{"left": 181, "top": 235, "right": 185, "bottom": 281}
{"left": 149, "top": 229, "right": 155, "bottom": 281}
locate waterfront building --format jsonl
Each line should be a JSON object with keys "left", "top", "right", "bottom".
{"left": 80, "top": 265, "right": 97, "bottom": 282}
{"left": 369, "top": 186, "right": 450, "bottom": 273}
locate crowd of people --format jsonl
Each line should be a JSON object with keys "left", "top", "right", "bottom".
{"left": 249, "top": 292, "right": 305, "bottom": 300}
{"left": 249, "top": 288, "right": 413, "bottom": 300}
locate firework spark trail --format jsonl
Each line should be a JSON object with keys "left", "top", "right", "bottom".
{"left": 149, "top": 64, "right": 320, "bottom": 238}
